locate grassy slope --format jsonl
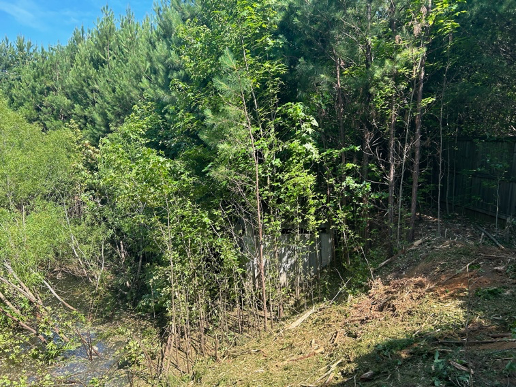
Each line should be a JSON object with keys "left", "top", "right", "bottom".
{"left": 185, "top": 217, "right": 516, "bottom": 387}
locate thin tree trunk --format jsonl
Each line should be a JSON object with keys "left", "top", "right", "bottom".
{"left": 408, "top": 0, "right": 432, "bottom": 240}
{"left": 360, "top": 0, "right": 373, "bottom": 250}
{"left": 388, "top": 95, "right": 397, "bottom": 252}
{"left": 252, "top": 140, "right": 267, "bottom": 331}
{"left": 408, "top": 52, "right": 426, "bottom": 242}
{"left": 388, "top": 1, "right": 398, "bottom": 252}
{"left": 335, "top": 53, "right": 346, "bottom": 166}
{"left": 397, "top": 99, "right": 415, "bottom": 244}
{"left": 240, "top": 43, "right": 267, "bottom": 331}
{"left": 438, "top": 34, "right": 452, "bottom": 236}
{"left": 361, "top": 0, "right": 373, "bottom": 181}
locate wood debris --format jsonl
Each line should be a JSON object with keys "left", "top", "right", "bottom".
{"left": 449, "top": 360, "right": 474, "bottom": 374}
{"left": 359, "top": 370, "right": 375, "bottom": 381}
{"left": 286, "top": 308, "right": 316, "bottom": 329}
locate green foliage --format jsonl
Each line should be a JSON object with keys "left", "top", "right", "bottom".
{"left": 0, "top": 97, "right": 88, "bottom": 282}
{"left": 475, "top": 287, "right": 504, "bottom": 300}
{"left": 1, "top": 0, "right": 515, "bottom": 380}
{"left": 97, "top": 103, "right": 241, "bottom": 328}
{"left": 0, "top": 98, "right": 80, "bottom": 208}
{"left": 0, "top": 202, "right": 70, "bottom": 281}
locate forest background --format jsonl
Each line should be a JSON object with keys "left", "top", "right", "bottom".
{"left": 0, "top": 0, "right": 515, "bottom": 381}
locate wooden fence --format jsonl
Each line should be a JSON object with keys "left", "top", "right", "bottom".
{"left": 243, "top": 232, "right": 333, "bottom": 286}
{"left": 442, "top": 139, "right": 516, "bottom": 222}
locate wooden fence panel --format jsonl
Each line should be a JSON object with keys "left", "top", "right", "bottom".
{"left": 443, "top": 139, "right": 516, "bottom": 221}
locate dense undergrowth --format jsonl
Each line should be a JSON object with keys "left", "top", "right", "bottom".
{"left": 1, "top": 215, "right": 515, "bottom": 386}
{"left": 1, "top": 0, "right": 515, "bottom": 385}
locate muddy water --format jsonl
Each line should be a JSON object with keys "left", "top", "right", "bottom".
{"left": 50, "top": 334, "right": 128, "bottom": 385}
{"left": 0, "top": 274, "right": 131, "bottom": 386}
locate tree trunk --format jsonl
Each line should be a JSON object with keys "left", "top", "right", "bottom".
{"left": 388, "top": 95, "right": 397, "bottom": 252}
{"left": 408, "top": 52, "right": 426, "bottom": 242}
{"left": 248, "top": 112, "right": 267, "bottom": 331}
{"left": 335, "top": 54, "right": 346, "bottom": 166}
{"left": 387, "top": 2, "right": 398, "bottom": 252}
{"left": 408, "top": 0, "right": 432, "bottom": 241}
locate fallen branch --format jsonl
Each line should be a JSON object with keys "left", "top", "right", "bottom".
{"left": 330, "top": 330, "right": 341, "bottom": 345}
{"left": 0, "top": 276, "right": 37, "bottom": 305}
{"left": 475, "top": 225, "right": 505, "bottom": 249}
{"left": 359, "top": 370, "right": 375, "bottom": 381}
{"left": 490, "top": 333, "right": 512, "bottom": 338}
{"left": 439, "top": 339, "right": 516, "bottom": 345}
{"left": 0, "top": 305, "right": 47, "bottom": 343}
{"left": 314, "top": 358, "right": 343, "bottom": 385}
{"left": 42, "top": 279, "right": 77, "bottom": 312}
{"left": 449, "top": 360, "right": 474, "bottom": 374}
{"left": 0, "top": 290, "right": 23, "bottom": 316}
{"left": 287, "top": 308, "right": 316, "bottom": 330}
{"left": 433, "top": 258, "right": 479, "bottom": 287}
{"left": 4, "top": 262, "right": 43, "bottom": 305}
{"left": 279, "top": 347, "right": 325, "bottom": 365}
{"left": 480, "top": 254, "right": 515, "bottom": 260}
{"left": 374, "top": 251, "right": 405, "bottom": 271}
{"left": 290, "top": 347, "right": 324, "bottom": 362}
{"left": 374, "top": 239, "right": 424, "bottom": 271}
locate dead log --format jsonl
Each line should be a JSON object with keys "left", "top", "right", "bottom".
{"left": 287, "top": 308, "right": 316, "bottom": 330}
{"left": 374, "top": 239, "right": 424, "bottom": 271}
{"left": 475, "top": 225, "right": 505, "bottom": 249}
{"left": 439, "top": 339, "right": 516, "bottom": 345}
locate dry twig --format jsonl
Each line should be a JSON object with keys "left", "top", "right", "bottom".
{"left": 313, "top": 358, "right": 344, "bottom": 385}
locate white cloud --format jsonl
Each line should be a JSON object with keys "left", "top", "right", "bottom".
{"left": 0, "top": 0, "right": 151, "bottom": 46}
{"left": 0, "top": 0, "right": 39, "bottom": 27}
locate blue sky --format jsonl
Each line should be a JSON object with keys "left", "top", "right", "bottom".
{"left": 0, "top": 0, "right": 154, "bottom": 48}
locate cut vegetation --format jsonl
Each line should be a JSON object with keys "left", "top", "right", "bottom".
{"left": 186, "top": 217, "right": 516, "bottom": 387}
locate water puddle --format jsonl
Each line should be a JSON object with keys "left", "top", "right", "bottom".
{"left": 0, "top": 274, "right": 132, "bottom": 385}
{"left": 49, "top": 331, "right": 127, "bottom": 385}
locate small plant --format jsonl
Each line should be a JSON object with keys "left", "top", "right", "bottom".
{"left": 506, "top": 263, "right": 516, "bottom": 279}
{"left": 432, "top": 350, "right": 448, "bottom": 386}
{"left": 511, "top": 322, "right": 516, "bottom": 338}
{"left": 88, "top": 376, "right": 108, "bottom": 386}
{"left": 504, "top": 360, "right": 516, "bottom": 377}
{"left": 475, "top": 287, "right": 503, "bottom": 300}
{"left": 375, "top": 338, "right": 415, "bottom": 359}
{"left": 432, "top": 351, "right": 472, "bottom": 387}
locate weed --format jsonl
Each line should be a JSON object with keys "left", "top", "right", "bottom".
{"left": 432, "top": 350, "right": 448, "bottom": 386}
{"left": 504, "top": 360, "right": 516, "bottom": 377}
{"left": 469, "top": 263, "right": 481, "bottom": 271}
{"left": 475, "top": 287, "right": 504, "bottom": 300}
{"left": 375, "top": 338, "right": 415, "bottom": 359}
{"left": 506, "top": 263, "right": 516, "bottom": 279}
